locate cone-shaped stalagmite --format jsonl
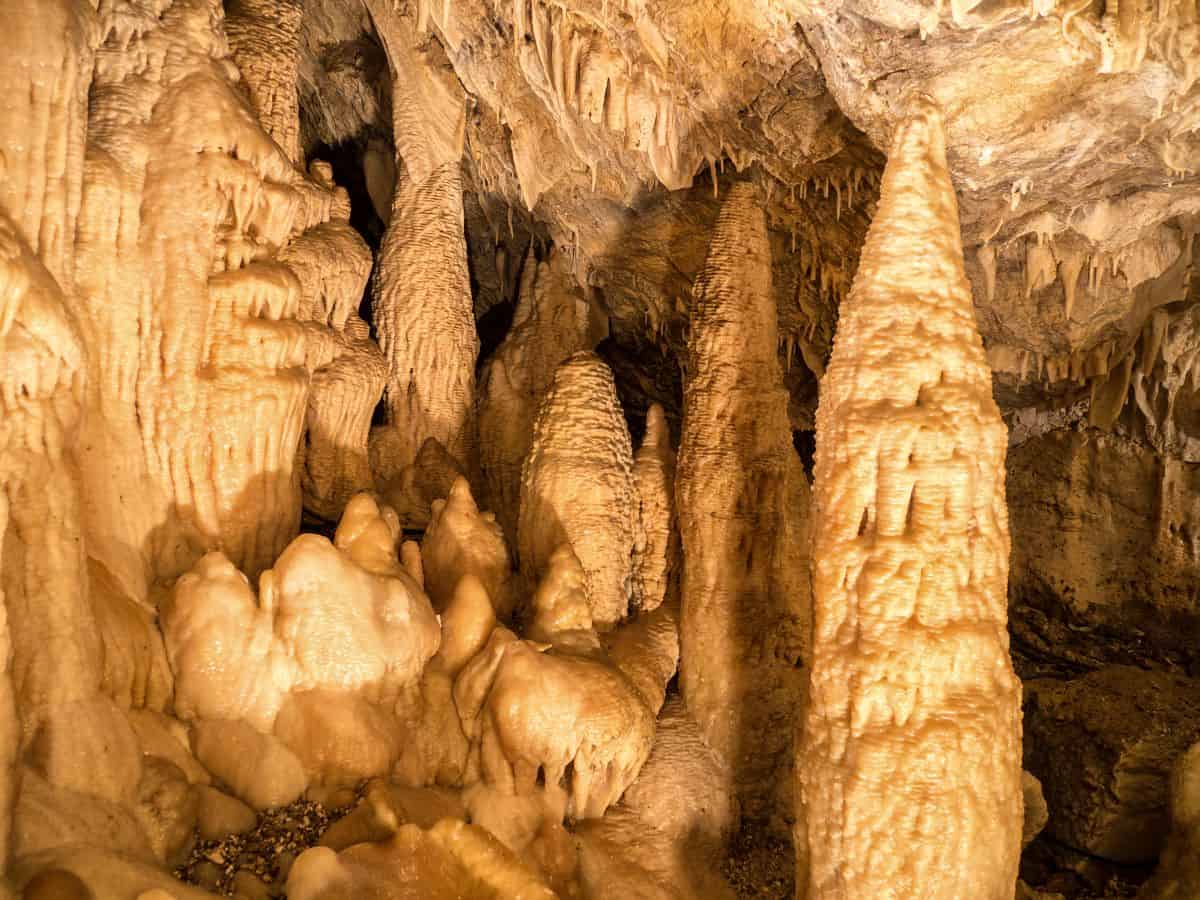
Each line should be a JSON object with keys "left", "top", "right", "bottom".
{"left": 477, "top": 249, "right": 595, "bottom": 546}
{"left": 519, "top": 352, "right": 639, "bottom": 628}
{"left": 677, "top": 180, "right": 812, "bottom": 820}
{"left": 632, "top": 403, "right": 677, "bottom": 613}
{"left": 800, "top": 96, "right": 1022, "bottom": 900}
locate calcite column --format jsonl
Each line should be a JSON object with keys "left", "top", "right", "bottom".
{"left": 676, "top": 180, "right": 812, "bottom": 821}
{"left": 224, "top": 0, "right": 305, "bottom": 163}
{"left": 518, "top": 352, "right": 639, "bottom": 628}
{"left": 478, "top": 249, "right": 595, "bottom": 544}
{"left": 800, "top": 96, "right": 1022, "bottom": 900}
{"left": 0, "top": 0, "right": 109, "bottom": 871}
{"left": 366, "top": 4, "right": 479, "bottom": 478}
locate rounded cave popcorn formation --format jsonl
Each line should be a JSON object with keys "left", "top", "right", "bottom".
{"left": 0, "top": 0, "right": 1197, "bottom": 896}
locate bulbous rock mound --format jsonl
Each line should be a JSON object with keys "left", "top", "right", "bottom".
{"left": 800, "top": 95, "right": 1023, "bottom": 900}
{"left": 518, "top": 351, "right": 639, "bottom": 628}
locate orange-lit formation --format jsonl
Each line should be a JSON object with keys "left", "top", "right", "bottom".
{"left": 0, "top": 0, "right": 1197, "bottom": 897}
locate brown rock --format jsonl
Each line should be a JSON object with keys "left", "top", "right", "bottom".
{"left": 1024, "top": 666, "right": 1200, "bottom": 863}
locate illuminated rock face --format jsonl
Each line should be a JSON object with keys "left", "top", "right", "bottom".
{"left": 477, "top": 250, "right": 596, "bottom": 545}
{"left": 367, "top": 7, "right": 479, "bottom": 479}
{"left": 676, "top": 180, "right": 812, "bottom": 822}
{"left": 519, "top": 352, "right": 640, "bottom": 628}
{"left": 1, "top": 0, "right": 1198, "bottom": 895}
{"left": 632, "top": 404, "right": 678, "bottom": 614}
{"left": 163, "top": 494, "right": 439, "bottom": 738}
{"left": 801, "top": 97, "right": 1022, "bottom": 900}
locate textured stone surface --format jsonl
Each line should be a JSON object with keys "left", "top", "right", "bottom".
{"left": 1024, "top": 667, "right": 1200, "bottom": 864}
{"left": 677, "top": 180, "right": 812, "bottom": 826}
{"left": 519, "top": 352, "right": 639, "bottom": 627}
{"left": 802, "top": 97, "right": 1022, "bottom": 899}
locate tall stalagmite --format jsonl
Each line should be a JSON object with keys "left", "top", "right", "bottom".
{"left": 800, "top": 96, "right": 1022, "bottom": 900}
{"left": 367, "top": 5, "right": 478, "bottom": 479}
{"left": 632, "top": 403, "right": 677, "bottom": 613}
{"left": 676, "top": 180, "right": 812, "bottom": 821}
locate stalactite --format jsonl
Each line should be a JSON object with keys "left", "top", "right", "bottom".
{"left": 800, "top": 96, "right": 1022, "bottom": 899}
{"left": 367, "top": 4, "right": 478, "bottom": 481}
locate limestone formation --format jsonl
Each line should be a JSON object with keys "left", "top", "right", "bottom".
{"left": 287, "top": 818, "right": 556, "bottom": 899}
{"left": 676, "top": 179, "right": 812, "bottom": 822}
{"left": 284, "top": 216, "right": 388, "bottom": 524}
{"left": 224, "top": 0, "right": 305, "bottom": 163}
{"left": 367, "top": 5, "right": 479, "bottom": 476}
{"left": 452, "top": 547, "right": 677, "bottom": 823}
{"left": 519, "top": 352, "right": 640, "bottom": 628}
{"left": 477, "top": 248, "right": 597, "bottom": 543}
{"left": 801, "top": 97, "right": 1023, "bottom": 899}
{"left": 420, "top": 477, "right": 514, "bottom": 618}
{"left": 632, "top": 403, "right": 678, "bottom": 613}
{"left": 0, "top": 0, "right": 1198, "bottom": 896}
{"left": 163, "top": 494, "right": 440, "bottom": 785}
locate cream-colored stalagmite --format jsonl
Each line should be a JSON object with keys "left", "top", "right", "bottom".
{"left": 224, "top": 0, "right": 305, "bottom": 163}
{"left": 518, "top": 351, "right": 640, "bottom": 628}
{"left": 676, "top": 180, "right": 812, "bottom": 821}
{"left": 632, "top": 403, "right": 678, "bottom": 613}
{"left": 800, "top": 96, "right": 1022, "bottom": 900}
{"left": 477, "top": 248, "right": 597, "bottom": 544}
{"left": 366, "top": 4, "right": 479, "bottom": 478}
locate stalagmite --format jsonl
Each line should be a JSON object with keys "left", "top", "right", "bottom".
{"left": 518, "top": 351, "right": 640, "bottom": 628}
{"left": 421, "top": 477, "right": 515, "bottom": 618}
{"left": 0, "top": 1, "right": 148, "bottom": 878}
{"left": 632, "top": 403, "right": 678, "bottom": 613}
{"left": 477, "top": 249, "right": 596, "bottom": 545}
{"left": 162, "top": 494, "right": 441, "bottom": 786}
{"left": 452, "top": 545, "right": 676, "bottom": 822}
{"left": 0, "top": 0, "right": 1197, "bottom": 893}
{"left": 676, "top": 179, "right": 812, "bottom": 823}
{"left": 800, "top": 96, "right": 1022, "bottom": 900}
{"left": 367, "top": 5, "right": 479, "bottom": 477}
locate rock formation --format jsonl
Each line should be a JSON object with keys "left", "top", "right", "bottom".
{"left": 632, "top": 403, "right": 678, "bottom": 613}
{"left": 676, "top": 180, "right": 812, "bottom": 822}
{"left": 519, "top": 351, "right": 640, "bottom": 628}
{"left": 801, "top": 96, "right": 1023, "bottom": 898}
{"left": 0, "top": 0, "right": 1197, "bottom": 896}
{"left": 477, "top": 248, "right": 597, "bottom": 543}
{"left": 366, "top": 5, "right": 479, "bottom": 479}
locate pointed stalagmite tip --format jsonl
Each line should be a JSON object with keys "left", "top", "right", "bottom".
{"left": 844, "top": 91, "right": 972, "bottom": 321}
